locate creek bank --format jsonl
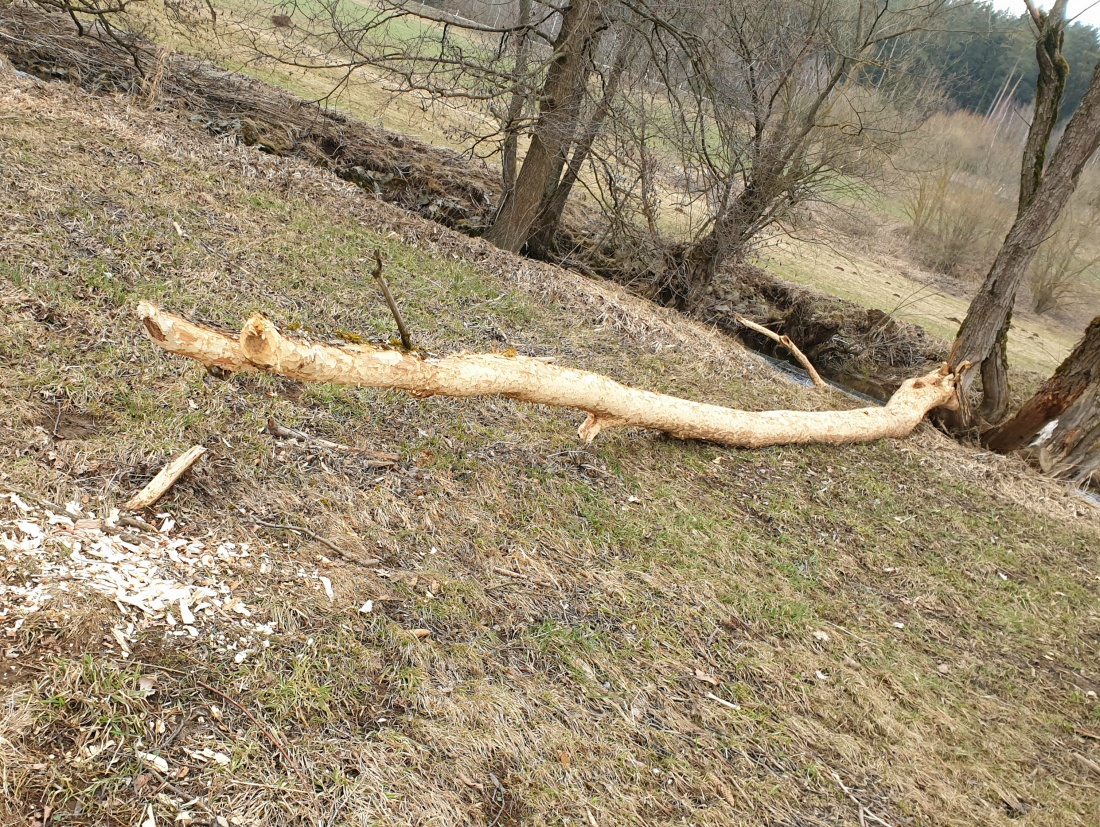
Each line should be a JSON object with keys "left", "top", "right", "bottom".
{"left": 0, "top": 4, "right": 497, "bottom": 232}
{"left": 700, "top": 264, "right": 948, "bottom": 402}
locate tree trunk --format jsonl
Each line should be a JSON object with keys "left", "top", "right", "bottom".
{"left": 1037, "top": 382, "right": 1100, "bottom": 484}
{"left": 1018, "top": 3, "right": 1070, "bottom": 214}
{"left": 982, "top": 316, "right": 1100, "bottom": 457}
{"left": 499, "top": 0, "right": 532, "bottom": 196}
{"left": 139, "top": 303, "right": 962, "bottom": 449}
{"left": 525, "top": 37, "right": 628, "bottom": 259}
{"left": 1034, "top": 387, "right": 1095, "bottom": 488}
{"left": 979, "top": 313, "right": 1012, "bottom": 423}
{"left": 966, "top": 2, "right": 1068, "bottom": 426}
{"left": 484, "top": 0, "right": 604, "bottom": 253}
{"left": 947, "top": 1, "right": 1100, "bottom": 424}
{"left": 674, "top": 168, "right": 779, "bottom": 308}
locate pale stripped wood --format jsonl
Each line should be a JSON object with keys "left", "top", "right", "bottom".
{"left": 125, "top": 445, "right": 207, "bottom": 510}
{"left": 734, "top": 314, "right": 827, "bottom": 389}
{"left": 138, "top": 302, "right": 960, "bottom": 448}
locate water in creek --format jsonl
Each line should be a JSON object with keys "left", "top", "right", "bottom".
{"left": 748, "top": 350, "right": 885, "bottom": 406}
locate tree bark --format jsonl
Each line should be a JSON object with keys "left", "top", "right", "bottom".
{"left": 484, "top": 0, "right": 604, "bottom": 253}
{"left": 525, "top": 36, "right": 629, "bottom": 259}
{"left": 1038, "top": 382, "right": 1100, "bottom": 484}
{"left": 1018, "top": 1, "right": 1070, "bottom": 214}
{"left": 948, "top": 1, "right": 1100, "bottom": 424}
{"left": 139, "top": 303, "right": 962, "bottom": 449}
{"left": 982, "top": 316, "right": 1100, "bottom": 456}
{"left": 499, "top": 0, "right": 532, "bottom": 195}
{"left": 979, "top": 312, "right": 1013, "bottom": 423}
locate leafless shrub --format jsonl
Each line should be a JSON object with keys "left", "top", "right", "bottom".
{"left": 903, "top": 170, "right": 1010, "bottom": 278}
{"left": 1027, "top": 201, "right": 1100, "bottom": 315}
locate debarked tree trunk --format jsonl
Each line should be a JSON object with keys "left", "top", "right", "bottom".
{"left": 138, "top": 303, "right": 961, "bottom": 448}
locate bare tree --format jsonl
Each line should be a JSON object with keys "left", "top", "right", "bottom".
{"left": 497, "top": 0, "right": 535, "bottom": 201}
{"left": 483, "top": 0, "right": 611, "bottom": 252}
{"left": 26, "top": 0, "right": 158, "bottom": 71}
{"left": 1027, "top": 202, "right": 1100, "bottom": 315}
{"left": 948, "top": 0, "right": 1100, "bottom": 426}
{"left": 603, "top": 0, "right": 948, "bottom": 308}
{"left": 237, "top": 0, "right": 625, "bottom": 250}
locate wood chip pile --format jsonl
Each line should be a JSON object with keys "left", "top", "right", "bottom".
{"left": 0, "top": 492, "right": 267, "bottom": 660}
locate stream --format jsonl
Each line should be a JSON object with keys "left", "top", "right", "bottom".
{"left": 749, "top": 350, "right": 885, "bottom": 406}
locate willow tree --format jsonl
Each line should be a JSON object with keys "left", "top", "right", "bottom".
{"left": 238, "top": 0, "right": 627, "bottom": 254}
{"left": 948, "top": 0, "right": 1100, "bottom": 426}
{"left": 609, "top": 0, "right": 943, "bottom": 307}
{"left": 981, "top": 317, "right": 1099, "bottom": 484}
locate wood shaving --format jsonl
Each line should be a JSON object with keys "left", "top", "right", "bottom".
{"left": 1, "top": 498, "right": 254, "bottom": 631}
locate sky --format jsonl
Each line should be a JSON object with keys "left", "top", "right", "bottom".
{"left": 986, "top": 0, "right": 1100, "bottom": 31}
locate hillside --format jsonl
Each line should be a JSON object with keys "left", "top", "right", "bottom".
{"left": 1, "top": 67, "right": 1099, "bottom": 827}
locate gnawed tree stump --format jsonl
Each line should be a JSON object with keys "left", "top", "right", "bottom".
{"left": 983, "top": 316, "right": 1100, "bottom": 484}
{"left": 138, "top": 302, "right": 961, "bottom": 449}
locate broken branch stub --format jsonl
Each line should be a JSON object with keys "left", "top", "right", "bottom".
{"left": 137, "top": 302, "right": 960, "bottom": 448}
{"left": 735, "top": 314, "right": 827, "bottom": 389}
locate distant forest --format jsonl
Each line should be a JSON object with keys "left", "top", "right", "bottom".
{"left": 905, "top": 0, "right": 1099, "bottom": 119}
{"left": 436, "top": 0, "right": 1100, "bottom": 121}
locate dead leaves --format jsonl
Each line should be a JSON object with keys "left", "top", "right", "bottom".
{"left": 693, "top": 667, "right": 719, "bottom": 686}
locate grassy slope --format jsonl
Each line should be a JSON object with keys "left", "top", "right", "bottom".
{"left": 143, "top": 0, "right": 492, "bottom": 152}
{"left": 1, "top": 73, "right": 1099, "bottom": 827}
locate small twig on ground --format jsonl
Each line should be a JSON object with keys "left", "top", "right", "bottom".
{"left": 135, "top": 753, "right": 214, "bottom": 816}
{"left": 245, "top": 510, "right": 380, "bottom": 566}
{"left": 735, "top": 314, "right": 827, "bottom": 389}
{"left": 719, "top": 609, "right": 769, "bottom": 643}
{"left": 1072, "top": 752, "right": 1100, "bottom": 778}
{"left": 119, "top": 515, "right": 159, "bottom": 533}
{"left": 225, "top": 778, "right": 315, "bottom": 796}
{"left": 822, "top": 619, "right": 877, "bottom": 647}
{"left": 265, "top": 417, "right": 398, "bottom": 463}
{"left": 158, "top": 709, "right": 190, "bottom": 751}
{"left": 491, "top": 565, "right": 554, "bottom": 588}
{"left": 828, "top": 770, "right": 897, "bottom": 827}
{"left": 138, "top": 662, "right": 320, "bottom": 823}
{"left": 705, "top": 692, "right": 741, "bottom": 711}
{"left": 372, "top": 249, "right": 412, "bottom": 350}
{"left": 135, "top": 662, "right": 311, "bottom": 793}
{"left": 194, "top": 679, "right": 311, "bottom": 790}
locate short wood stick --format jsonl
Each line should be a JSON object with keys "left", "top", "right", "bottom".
{"left": 125, "top": 445, "right": 206, "bottom": 510}
{"left": 372, "top": 249, "right": 412, "bottom": 351}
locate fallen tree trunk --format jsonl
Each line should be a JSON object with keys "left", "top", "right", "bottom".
{"left": 138, "top": 302, "right": 961, "bottom": 448}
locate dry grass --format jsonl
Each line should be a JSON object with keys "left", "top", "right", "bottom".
{"left": 1, "top": 70, "right": 1099, "bottom": 827}
{"left": 756, "top": 237, "right": 1084, "bottom": 379}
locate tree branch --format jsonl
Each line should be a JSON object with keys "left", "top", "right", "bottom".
{"left": 139, "top": 303, "right": 961, "bottom": 449}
